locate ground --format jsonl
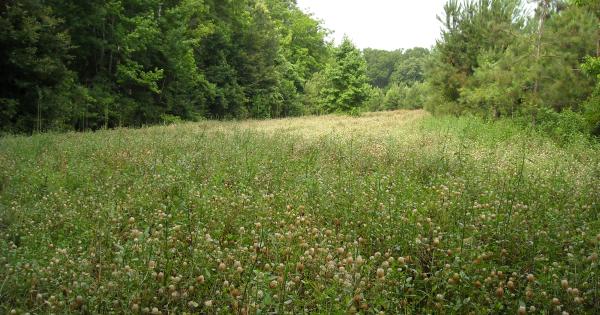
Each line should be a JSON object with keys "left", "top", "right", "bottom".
{"left": 0, "top": 110, "right": 599, "bottom": 314}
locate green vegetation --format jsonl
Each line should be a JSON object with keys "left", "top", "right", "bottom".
{"left": 0, "top": 0, "right": 330, "bottom": 132}
{"left": 426, "top": 0, "right": 598, "bottom": 133}
{"left": 2, "top": 0, "right": 600, "bottom": 313}
{"left": 362, "top": 48, "right": 431, "bottom": 111}
{"left": 1, "top": 111, "right": 599, "bottom": 314}
{"left": 2, "top": 0, "right": 598, "bottom": 138}
{"left": 315, "top": 38, "right": 372, "bottom": 114}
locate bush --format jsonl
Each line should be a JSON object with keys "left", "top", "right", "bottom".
{"left": 583, "top": 95, "right": 600, "bottom": 135}
{"left": 160, "top": 114, "right": 183, "bottom": 125}
{"left": 534, "top": 107, "right": 589, "bottom": 142}
{"left": 365, "top": 87, "right": 385, "bottom": 111}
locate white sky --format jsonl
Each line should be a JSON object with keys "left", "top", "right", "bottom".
{"left": 297, "top": 0, "right": 447, "bottom": 51}
{"left": 297, "top": 0, "right": 537, "bottom": 51}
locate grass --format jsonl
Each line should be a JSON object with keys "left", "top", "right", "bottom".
{"left": 0, "top": 110, "right": 599, "bottom": 314}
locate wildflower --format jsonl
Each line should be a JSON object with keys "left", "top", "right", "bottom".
{"left": 495, "top": 287, "right": 504, "bottom": 298}
{"left": 356, "top": 256, "right": 364, "bottom": 265}
{"left": 529, "top": 306, "right": 536, "bottom": 312}
{"left": 507, "top": 280, "right": 515, "bottom": 291}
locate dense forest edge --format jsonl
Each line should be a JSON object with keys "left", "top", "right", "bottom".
{"left": 1, "top": 0, "right": 599, "bottom": 141}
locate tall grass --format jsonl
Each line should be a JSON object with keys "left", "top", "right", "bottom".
{"left": 1, "top": 110, "right": 598, "bottom": 314}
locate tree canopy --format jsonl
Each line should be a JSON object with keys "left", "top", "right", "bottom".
{"left": 1, "top": 0, "right": 599, "bottom": 137}
{"left": 0, "top": 0, "right": 330, "bottom": 132}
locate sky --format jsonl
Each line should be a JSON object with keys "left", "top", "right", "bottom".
{"left": 296, "top": 0, "right": 448, "bottom": 51}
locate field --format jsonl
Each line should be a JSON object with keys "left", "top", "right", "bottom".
{"left": 1, "top": 110, "right": 599, "bottom": 314}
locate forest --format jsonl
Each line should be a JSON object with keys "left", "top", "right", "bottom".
{"left": 1, "top": 0, "right": 599, "bottom": 137}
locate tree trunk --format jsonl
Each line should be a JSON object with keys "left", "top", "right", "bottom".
{"left": 533, "top": 1, "right": 548, "bottom": 97}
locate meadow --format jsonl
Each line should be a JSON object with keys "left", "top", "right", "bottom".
{"left": 0, "top": 110, "right": 599, "bottom": 314}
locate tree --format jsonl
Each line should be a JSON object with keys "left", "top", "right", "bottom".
{"left": 363, "top": 49, "right": 402, "bottom": 88}
{"left": 571, "top": 0, "right": 600, "bottom": 135}
{"left": 428, "top": 0, "right": 525, "bottom": 114}
{"left": 390, "top": 47, "right": 430, "bottom": 86}
{"left": 319, "top": 38, "right": 372, "bottom": 113}
{"left": 0, "top": 0, "right": 331, "bottom": 132}
{"left": 0, "top": 0, "right": 79, "bottom": 132}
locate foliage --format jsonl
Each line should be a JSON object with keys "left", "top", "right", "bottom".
{"left": 365, "top": 87, "right": 385, "bottom": 111}
{"left": 423, "top": 0, "right": 599, "bottom": 141}
{"left": 363, "top": 49, "right": 402, "bottom": 88}
{"left": 364, "top": 48, "right": 430, "bottom": 89}
{"left": 0, "top": 0, "right": 329, "bottom": 132}
{"left": 383, "top": 83, "right": 429, "bottom": 110}
{"left": 318, "top": 38, "right": 372, "bottom": 113}
{"left": 531, "top": 107, "right": 590, "bottom": 143}
{"left": 1, "top": 111, "right": 599, "bottom": 314}
{"left": 0, "top": 0, "right": 76, "bottom": 133}
{"left": 389, "top": 48, "right": 430, "bottom": 86}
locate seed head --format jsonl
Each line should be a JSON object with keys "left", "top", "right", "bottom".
{"left": 527, "top": 274, "right": 535, "bottom": 282}
{"left": 507, "top": 280, "right": 515, "bottom": 291}
{"left": 495, "top": 287, "right": 504, "bottom": 298}
{"left": 356, "top": 256, "right": 364, "bottom": 265}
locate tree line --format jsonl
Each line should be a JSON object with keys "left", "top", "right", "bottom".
{"left": 1, "top": 0, "right": 332, "bottom": 132}
{"left": 427, "top": 0, "right": 599, "bottom": 136}
{"left": 1, "top": 0, "right": 599, "bottom": 136}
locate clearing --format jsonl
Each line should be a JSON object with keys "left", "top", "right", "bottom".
{"left": 1, "top": 110, "right": 599, "bottom": 314}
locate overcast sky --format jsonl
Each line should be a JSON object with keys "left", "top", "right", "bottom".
{"left": 296, "top": 0, "right": 448, "bottom": 51}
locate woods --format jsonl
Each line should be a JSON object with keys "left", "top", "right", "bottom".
{"left": 426, "top": 0, "right": 599, "bottom": 136}
{"left": 0, "top": 0, "right": 329, "bottom": 132}
{"left": 1, "top": 0, "right": 599, "bottom": 137}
